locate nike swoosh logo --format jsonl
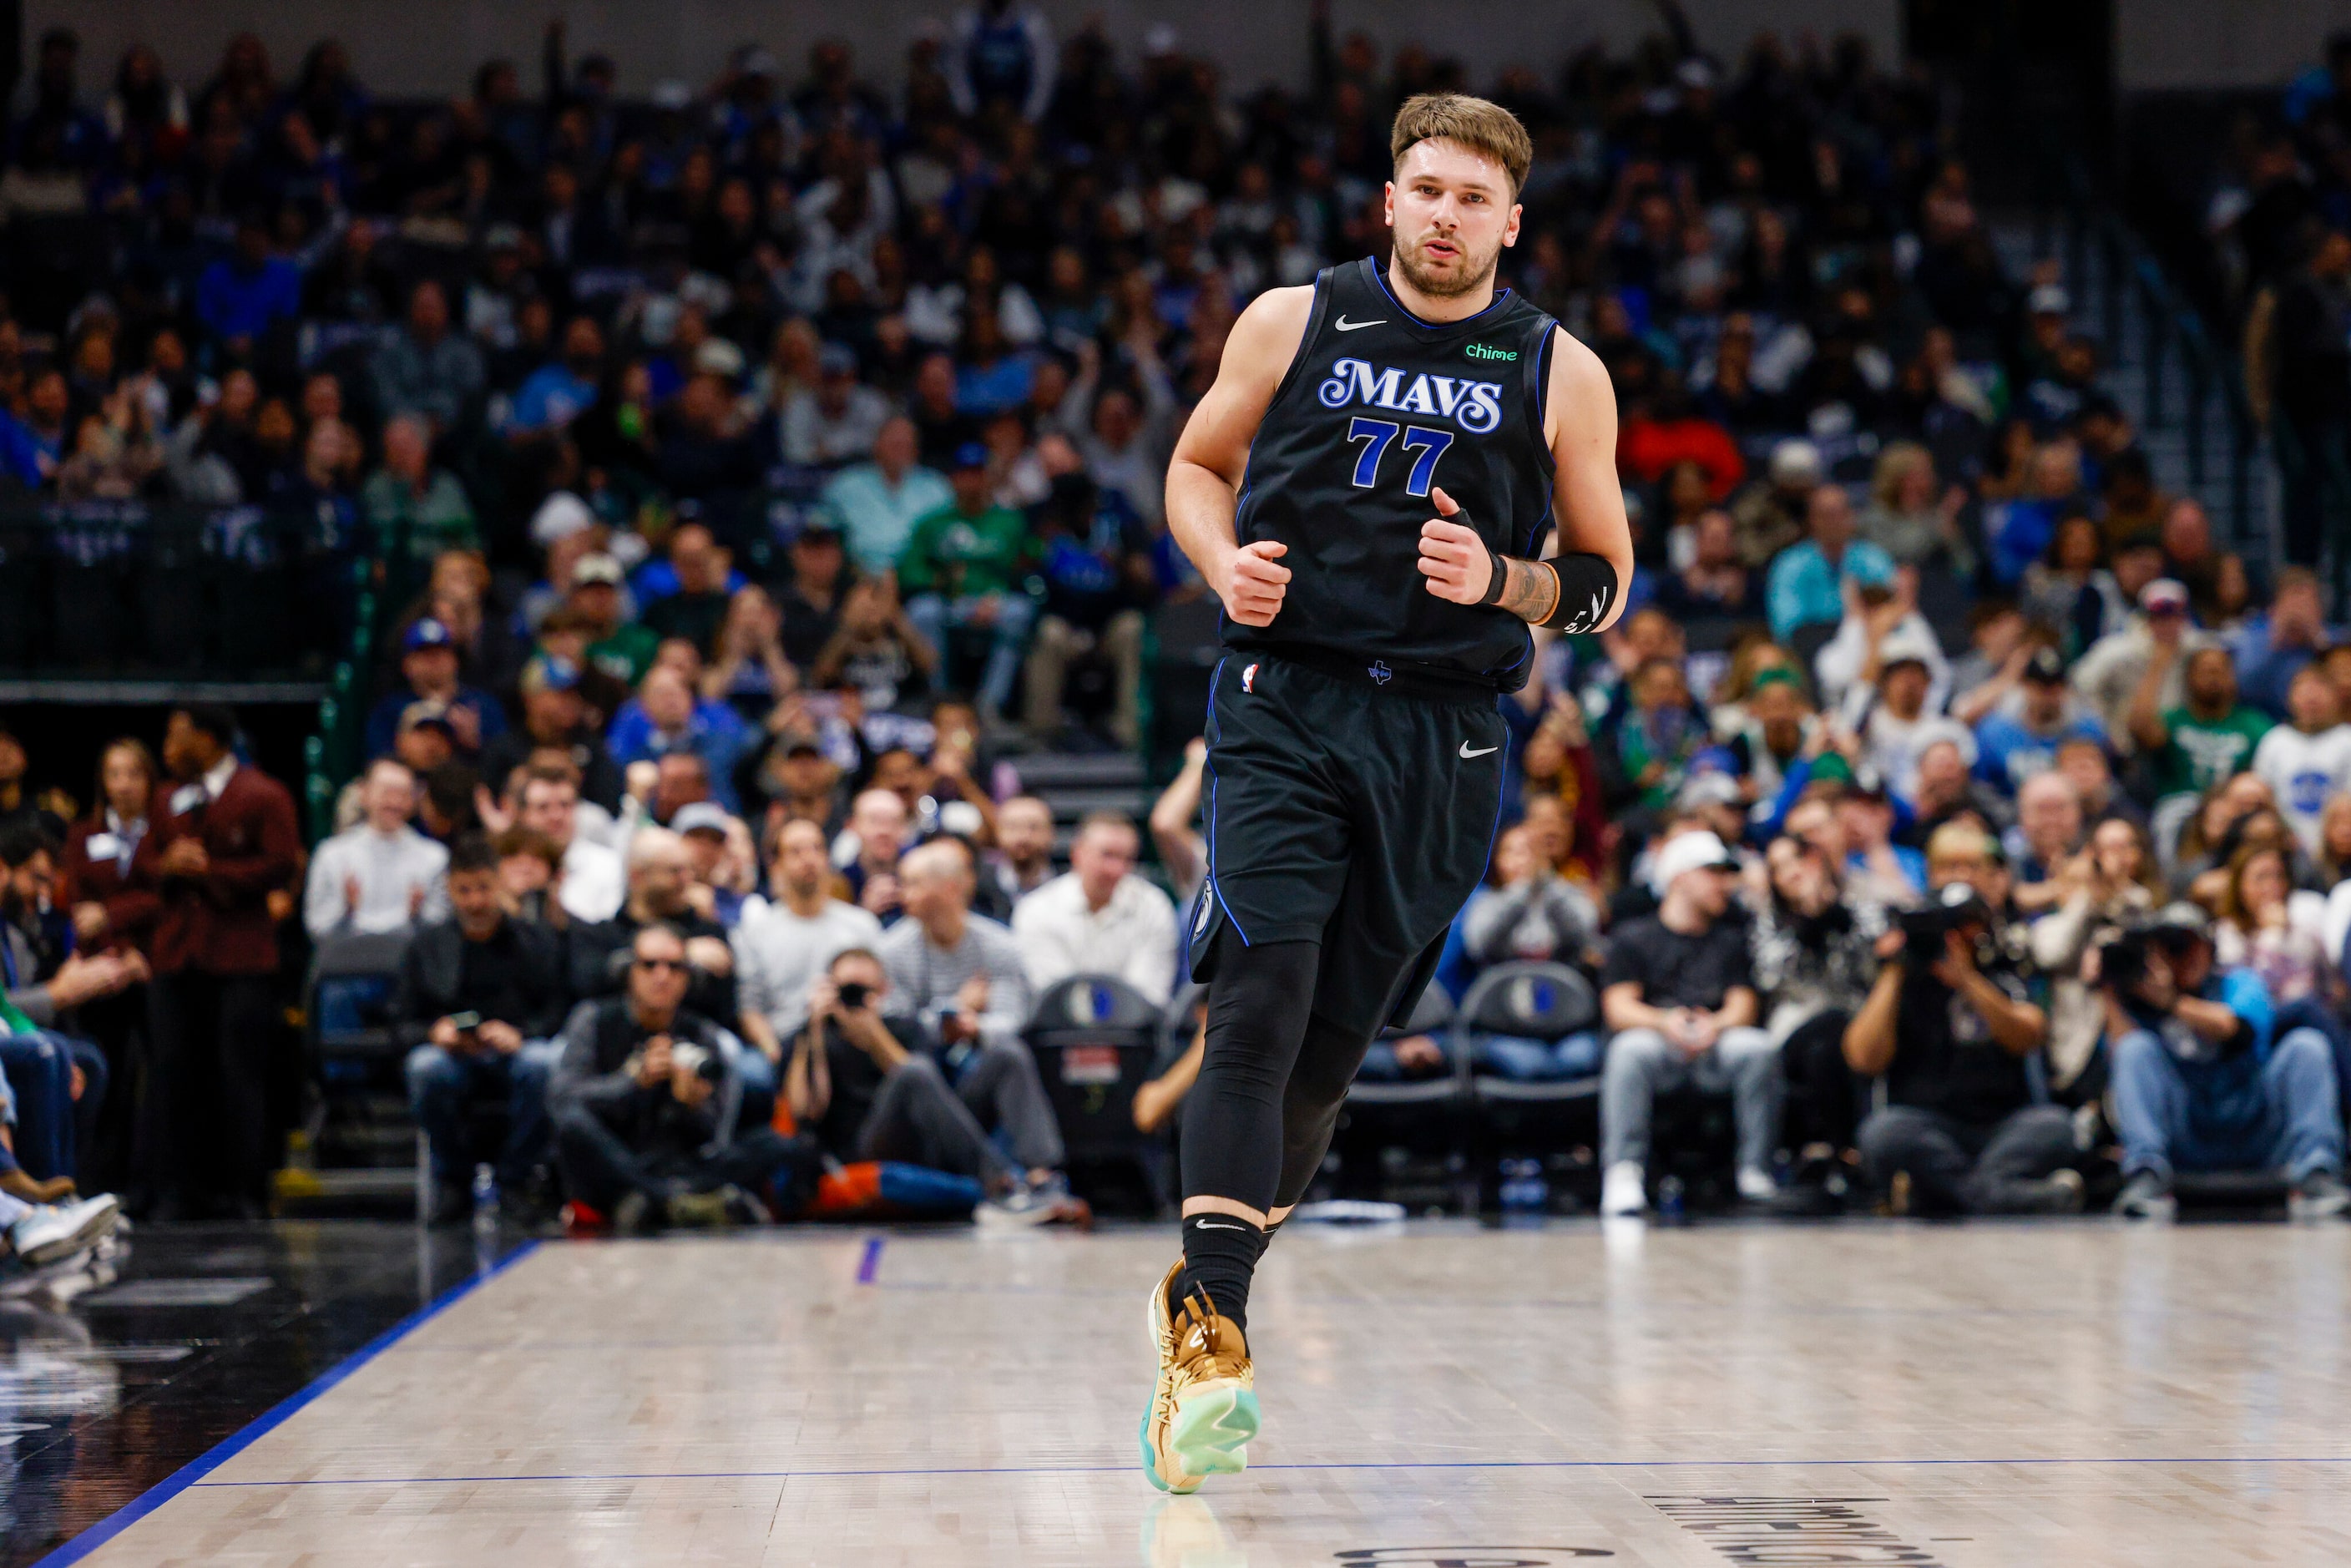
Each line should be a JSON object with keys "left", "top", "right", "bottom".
{"left": 1333, "top": 316, "right": 1385, "bottom": 331}
{"left": 1459, "top": 742, "right": 1499, "bottom": 759}
{"left": 1191, "top": 1220, "right": 1250, "bottom": 1232}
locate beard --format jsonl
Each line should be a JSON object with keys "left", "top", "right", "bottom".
{"left": 1391, "top": 227, "right": 1502, "bottom": 299}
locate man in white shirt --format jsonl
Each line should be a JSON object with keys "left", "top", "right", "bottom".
{"left": 2253, "top": 665, "right": 2351, "bottom": 857}
{"left": 1011, "top": 812, "right": 1177, "bottom": 1003}
{"left": 734, "top": 818, "right": 885, "bottom": 1061}
{"left": 516, "top": 764, "right": 624, "bottom": 923}
{"left": 303, "top": 760, "right": 449, "bottom": 938}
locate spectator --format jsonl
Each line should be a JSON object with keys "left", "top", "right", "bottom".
{"left": 1730, "top": 438, "right": 1820, "bottom": 571}
{"left": 637, "top": 524, "right": 741, "bottom": 656}
{"left": 194, "top": 211, "right": 301, "bottom": 357}
{"left": 2251, "top": 665, "right": 2351, "bottom": 857}
{"left": 370, "top": 280, "right": 487, "bottom": 434}
{"left": 2009, "top": 773, "right": 2088, "bottom": 913}
{"left": 787, "top": 948, "right": 1077, "bottom": 1224}
{"left": 2019, "top": 513, "right": 2125, "bottom": 659}
{"left": 478, "top": 656, "right": 624, "bottom": 815}
{"left": 303, "top": 759, "right": 449, "bottom": 938}
{"left": 899, "top": 442, "right": 1034, "bottom": 722}
{"left": 2160, "top": 498, "right": 2227, "bottom": 625}
{"left": 2237, "top": 567, "right": 2336, "bottom": 719}
{"left": 877, "top": 841, "right": 1062, "bottom": 1180}
{"left": 1461, "top": 824, "right": 1600, "bottom": 974}
{"left": 820, "top": 415, "right": 953, "bottom": 577}
{"left": 734, "top": 817, "right": 884, "bottom": 1060}
{"left": 1597, "top": 831, "right": 1780, "bottom": 1216}
{"left": 575, "top": 827, "right": 739, "bottom": 1024}
{"left": 549, "top": 922, "right": 816, "bottom": 1232}
{"left": 2268, "top": 227, "right": 2351, "bottom": 570}
{"left": 1843, "top": 822, "right": 2079, "bottom": 1214}
{"left": 1765, "top": 484, "right": 1894, "bottom": 645}
{"left": 362, "top": 413, "right": 478, "bottom": 564}
{"left": 2213, "top": 842, "right": 2337, "bottom": 1010}
{"left": 781, "top": 341, "right": 892, "bottom": 466}
{"left": 839, "top": 787, "right": 911, "bottom": 923}
{"left": 1011, "top": 812, "right": 1178, "bottom": 1002}
{"left": 515, "top": 762, "right": 624, "bottom": 923}
{"left": 511, "top": 315, "right": 604, "bottom": 434}
{"left": 1858, "top": 442, "right": 1969, "bottom": 571}
{"left": 776, "top": 519, "right": 853, "bottom": 668}
{"left": 1, "top": 827, "right": 142, "bottom": 1166}
{"left": 1653, "top": 508, "right": 1760, "bottom": 622}
{"left": 1835, "top": 770, "right": 1928, "bottom": 907}
{"left": 2131, "top": 640, "right": 2273, "bottom": 804}
{"left": 1024, "top": 467, "right": 1154, "bottom": 746}
{"left": 397, "top": 834, "right": 567, "bottom": 1223}
{"left": 2070, "top": 572, "right": 2197, "bottom": 751}
{"left": 2105, "top": 904, "right": 2348, "bottom": 1220}
{"left": 143, "top": 705, "right": 301, "bottom": 1219}
{"left": 1600, "top": 655, "right": 1707, "bottom": 816}
{"left": 1749, "top": 832, "right": 1883, "bottom": 1199}
{"left": 605, "top": 665, "right": 759, "bottom": 816}
{"left": 57, "top": 738, "right": 162, "bottom": 1180}
{"left": 1973, "top": 648, "right": 2108, "bottom": 798}
{"left": 1836, "top": 632, "right": 1957, "bottom": 800}
{"left": 362, "top": 617, "right": 508, "bottom": 763}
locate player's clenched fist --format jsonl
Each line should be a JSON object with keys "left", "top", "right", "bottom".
{"left": 1415, "top": 487, "right": 1491, "bottom": 604}
{"left": 1217, "top": 539, "right": 1291, "bottom": 626}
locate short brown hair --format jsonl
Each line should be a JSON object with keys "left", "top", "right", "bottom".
{"left": 1390, "top": 94, "right": 1532, "bottom": 197}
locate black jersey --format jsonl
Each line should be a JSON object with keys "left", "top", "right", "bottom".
{"left": 1228, "top": 256, "right": 1560, "bottom": 691}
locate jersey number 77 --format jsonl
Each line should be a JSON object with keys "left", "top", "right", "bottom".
{"left": 1346, "top": 417, "right": 1454, "bottom": 498}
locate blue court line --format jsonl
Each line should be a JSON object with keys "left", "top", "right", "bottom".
{"left": 32, "top": 1241, "right": 541, "bottom": 1568}
{"left": 181, "top": 1454, "right": 2351, "bottom": 1489}
{"left": 855, "top": 1236, "right": 885, "bottom": 1284}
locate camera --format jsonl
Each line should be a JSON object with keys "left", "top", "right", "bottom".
{"left": 2097, "top": 903, "right": 2213, "bottom": 999}
{"left": 836, "top": 980, "right": 871, "bottom": 1011}
{"left": 667, "top": 1041, "right": 721, "bottom": 1082}
{"left": 1898, "top": 882, "right": 1990, "bottom": 952}
{"left": 446, "top": 1010, "right": 482, "bottom": 1034}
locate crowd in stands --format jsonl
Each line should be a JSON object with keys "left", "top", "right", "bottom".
{"left": 8, "top": 14, "right": 2351, "bottom": 1244}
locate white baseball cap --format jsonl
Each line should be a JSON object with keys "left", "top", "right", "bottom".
{"left": 1650, "top": 830, "right": 1742, "bottom": 895}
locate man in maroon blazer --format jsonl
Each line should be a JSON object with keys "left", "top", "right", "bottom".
{"left": 142, "top": 705, "right": 301, "bottom": 1218}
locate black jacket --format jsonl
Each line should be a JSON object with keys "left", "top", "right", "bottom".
{"left": 390, "top": 916, "right": 569, "bottom": 1050}
{"left": 549, "top": 995, "right": 738, "bottom": 1156}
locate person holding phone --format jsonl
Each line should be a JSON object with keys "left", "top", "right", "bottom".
{"left": 396, "top": 833, "right": 567, "bottom": 1223}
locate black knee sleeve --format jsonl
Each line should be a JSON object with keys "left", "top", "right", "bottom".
{"left": 1274, "top": 1012, "right": 1378, "bottom": 1208}
{"left": 1179, "top": 933, "right": 1321, "bottom": 1211}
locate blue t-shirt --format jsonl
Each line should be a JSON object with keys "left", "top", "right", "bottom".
{"left": 1973, "top": 710, "right": 2108, "bottom": 796}
{"left": 511, "top": 365, "right": 598, "bottom": 432}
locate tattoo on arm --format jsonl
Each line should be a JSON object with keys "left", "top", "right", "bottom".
{"left": 1495, "top": 557, "right": 1561, "bottom": 625}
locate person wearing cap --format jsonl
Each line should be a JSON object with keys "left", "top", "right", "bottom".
{"left": 1973, "top": 646, "right": 2110, "bottom": 798}
{"left": 478, "top": 655, "right": 625, "bottom": 815}
{"left": 780, "top": 341, "right": 892, "bottom": 468}
{"left": 671, "top": 802, "right": 753, "bottom": 931}
{"left": 369, "top": 279, "right": 486, "bottom": 434}
{"left": 1834, "top": 764, "right": 1929, "bottom": 907}
{"left": 1597, "top": 829, "right": 1782, "bottom": 1216}
{"left": 899, "top": 441, "right": 1036, "bottom": 722}
{"left": 2102, "top": 903, "right": 2350, "bottom": 1221}
{"left": 821, "top": 416, "right": 954, "bottom": 576}
{"left": 1842, "top": 822, "right": 2081, "bottom": 1216}
{"left": 565, "top": 553, "right": 660, "bottom": 687}
{"left": 1836, "top": 634, "right": 1961, "bottom": 807}
{"left": 303, "top": 759, "right": 449, "bottom": 940}
{"left": 1765, "top": 484, "right": 1894, "bottom": 645}
{"left": 362, "top": 616, "right": 508, "bottom": 763}
{"left": 2071, "top": 571, "right": 2209, "bottom": 751}
{"left": 2131, "top": 630, "right": 2273, "bottom": 804}
{"left": 1730, "top": 437, "right": 1822, "bottom": 571}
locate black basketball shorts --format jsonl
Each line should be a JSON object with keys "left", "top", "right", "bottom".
{"left": 1184, "top": 652, "right": 1507, "bottom": 1037}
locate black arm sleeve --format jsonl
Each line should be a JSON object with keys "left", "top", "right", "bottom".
{"left": 1539, "top": 553, "right": 1619, "bottom": 634}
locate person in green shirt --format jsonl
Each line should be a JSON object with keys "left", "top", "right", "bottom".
{"left": 2131, "top": 635, "right": 2271, "bottom": 800}
{"left": 569, "top": 552, "right": 661, "bottom": 687}
{"left": 361, "top": 412, "right": 479, "bottom": 564}
{"left": 897, "top": 442, "right": 1035, "bottom": 718}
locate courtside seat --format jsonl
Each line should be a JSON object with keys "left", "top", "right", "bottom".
{"left": 1026, "top": 974, "right": 1165, "bottom": 1210}
{"left": 1347, "top": 984, "right": 1466, "bottom": 1110}
{"left": 1460, "top": 961, "right": 1602, "bottom": 1109}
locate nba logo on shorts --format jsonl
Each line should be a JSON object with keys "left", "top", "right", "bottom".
{"left": 1242, "top": 662, "right": 1258, "bottom": 692}
{"left": 1368, "top": 660, "right": 1393, "bottom": 685}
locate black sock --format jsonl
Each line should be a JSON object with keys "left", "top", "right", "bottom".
{"left": 1170, "top": 1213, "right": 1264, "bottom": 1335}
{"left": 1256, "top": 1218, "right": 1282, "bottom": 1262}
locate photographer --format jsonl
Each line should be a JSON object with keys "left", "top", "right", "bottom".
{"left": 1843, "top": 822, "right": 2083, "bottom": 1215}
{"left": 549, "top": 924, "right": 816, "bottom": 1232}
{"left": 2102, "top": 904, "right": 2348, "bottom": 1221}
{"left": 787, "top": 948, "right": 1076, "bottom": 1227}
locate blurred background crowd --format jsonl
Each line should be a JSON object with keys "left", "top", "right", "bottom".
{"left": 3, "top": 3, "right": 2350, "bottom": 1239}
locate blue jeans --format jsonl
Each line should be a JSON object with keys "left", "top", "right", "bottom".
{"left": 406, "top": 1040, "right": 557, "bottom": 1187}
{"left": 0, "top": 1031, "right": 107, "bottom": 1181}
{"left": 904, "top": 592, "right": 1037, "bottom": 715}
{"left": 1475, "top": 1031, "right": 1604, "bottom": 1081}
{"left": 2110, "top": 1027, "right": 2345, "bottom": 1182}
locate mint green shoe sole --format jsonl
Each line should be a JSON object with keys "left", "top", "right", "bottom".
{"left": 1168, "top": 1384, "right": 1258, "bottom": 1478}
{"left": 1138, "top": 1403, "right": 1190, "bottom": 1493}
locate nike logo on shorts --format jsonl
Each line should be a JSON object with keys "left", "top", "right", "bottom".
{"left": 1459, "top": 741, "right": 1499, "bottom": 759}
{"left": 1333, "top": 315, "right": 1385, "bottom": 331}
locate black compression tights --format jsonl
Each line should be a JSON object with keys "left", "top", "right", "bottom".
{"left": 1180, "top": 933, "right": 1378, "bottom": 1217}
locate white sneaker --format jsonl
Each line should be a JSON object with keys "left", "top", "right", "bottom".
{"left": 1600, "top": 1161, "right": 1648, "bottom": 1217}
{"left": 8, "top": 1194, "right": 120, "bottom": 1269}
{"left": 1737, "top": 1166, "right": 1779, "bottom": 1203}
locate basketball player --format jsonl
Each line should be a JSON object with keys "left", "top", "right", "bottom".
{"left": 1140, "top": 94, "right": 1632, "bottom": 1493}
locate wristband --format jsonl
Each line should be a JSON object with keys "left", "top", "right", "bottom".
{"left": 1538, "top": 552, "right": 1619, "bottom": 633}
{"left": 1478, "top": 542, "right": 1509, "bottom": 606}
